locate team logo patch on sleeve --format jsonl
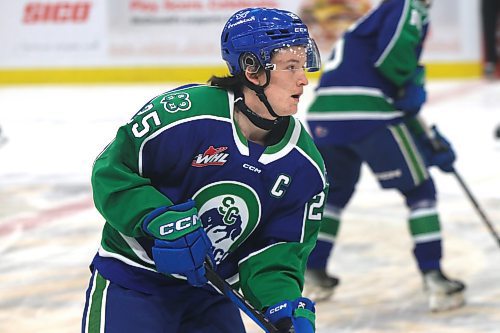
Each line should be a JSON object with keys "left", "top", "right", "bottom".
{"left": 160, "top": 92, "right": 192, "bottom": 113}
{"left": 192, "top": 145, "right": 229, "bottom": 167}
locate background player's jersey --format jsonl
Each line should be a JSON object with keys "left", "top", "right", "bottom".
{"left": 90, "top": 84, "right": 328, "bottom": 310}
{"left": 307, "top": 0, "right": 429, "bottom": 145}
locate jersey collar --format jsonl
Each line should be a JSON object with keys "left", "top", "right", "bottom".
{"left": 229, "top": 95, "right": 302, "bottom": 164}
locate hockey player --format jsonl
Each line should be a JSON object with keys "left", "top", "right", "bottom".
{"left": 82, "top": 7, "right": 326, "bottom": 333}
{"left": 304, "top": 0, "right": 466, "bottom": 312}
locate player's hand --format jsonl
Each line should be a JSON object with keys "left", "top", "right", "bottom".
{"left": 419, "top": 125, "right": 456, "bottom": 173}
{"left": 394, "top": 65, "right": 426, "bottom": 115}
{"left": 142, "top": 199, "right": 214, "bottom": 286}
{"left": 265, "top": 297, "right": 316, "bottom": 333}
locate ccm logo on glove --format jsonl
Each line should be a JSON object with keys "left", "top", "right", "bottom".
{"left": 269, "top": 303, "right": 287, "bottom": 314}
{"left": 159, "top": 214, "right": 199, "bottom": 236}
{"left": 142, "top": 200, "right": 215, "bottom": 287}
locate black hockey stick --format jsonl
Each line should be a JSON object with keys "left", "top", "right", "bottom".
{"left": 451, "top": 169, "right": 500, "bottom": 247}
{"left": 204, "top": 259, "right": 279, "bottom": 333}
{"left": 416, "top": 117, "right": 500, "bottom": 248}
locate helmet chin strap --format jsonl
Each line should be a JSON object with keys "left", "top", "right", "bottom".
{"left": 237, "top": 70, "right": 284, "bottom": 130}
{"left": 234, "top": 95, "right": 279, "bottom": 131}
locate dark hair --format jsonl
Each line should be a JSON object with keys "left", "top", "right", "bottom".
{"left": 208, "top": 74, "right": 243, "bottom": 91}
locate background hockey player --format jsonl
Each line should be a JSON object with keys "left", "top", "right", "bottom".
{"left": 81, "top": 7, "right": 327, "bottom": 333}
{"left": 304, "top": 0, "right": 466, "bottom": 312}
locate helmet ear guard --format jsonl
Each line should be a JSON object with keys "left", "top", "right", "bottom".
{"left": 239, "top": 52, "right": 261, "bottom": 75}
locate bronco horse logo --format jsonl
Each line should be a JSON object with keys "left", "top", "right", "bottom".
{"left": 193, "top": 181, "right": 261, "bottom": 264}
{"left": 203, "top": 203, "right": 243, "bottom": 262}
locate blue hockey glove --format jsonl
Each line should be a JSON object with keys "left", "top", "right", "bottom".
{"left": 417, "top": 125, "right": 456, "bottom": 173}
{"left": 394, "top": 65, "right": 427, "bottom": 115}
{"left": 142, "top": 199, "right": 215, "bottom": 287}
{"left": 265, "top": 297, "right": 316, "bottom": 333}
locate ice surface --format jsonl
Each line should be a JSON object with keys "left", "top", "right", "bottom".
{"left": 0, "top": 79, "right": 499, "bottom": 332}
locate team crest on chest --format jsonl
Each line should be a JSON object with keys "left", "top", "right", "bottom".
{"left": 193, "top": 181, "right": 261, "bottom": 264}
{"left": 192, "top": 145, "right": 229, "bottom": 167}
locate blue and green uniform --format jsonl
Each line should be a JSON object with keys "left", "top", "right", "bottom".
{"left": 306, "top": 0, "right": 443, "bottom": 274}
{"left": 82, "top": 84, "right": 328, "bottom": 332}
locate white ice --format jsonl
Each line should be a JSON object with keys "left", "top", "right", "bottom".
{"left": 0, "top": 79, "right": 499, "bottom": 333}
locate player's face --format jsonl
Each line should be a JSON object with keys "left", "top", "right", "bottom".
{"left": 263, "top": 46, "right": 309, "bottom": 116}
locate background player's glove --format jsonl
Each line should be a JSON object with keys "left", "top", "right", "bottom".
{"left": 394, "top": 65, "right": 427, "bottom": 115}
{"left": 265, "top": 297, "right": 316, "bottom": 333}
{"left": 417, "top": 125, "right": 456, "bottom": 173}
{"left": 142, "top": 199, "right": 215, "bottom": 286}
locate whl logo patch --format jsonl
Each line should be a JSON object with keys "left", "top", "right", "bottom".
{"left": 192, "top": 146, "right": 229, "bottom": 167}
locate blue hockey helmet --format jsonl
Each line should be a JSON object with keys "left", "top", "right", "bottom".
{"left": 221, "top": 7, "right": 321, "bottom": 75}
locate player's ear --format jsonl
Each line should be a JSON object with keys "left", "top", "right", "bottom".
{"left": 244, "top": 69, "right": 262, "bottom": 86}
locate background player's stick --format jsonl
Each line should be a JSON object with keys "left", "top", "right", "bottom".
{"left": 204, "top": 259, "right": 279, "bottom": 333}
{"left": 451, "top": 168, "right": 500, "bottom": 248}
{"left": 416, "top": 116, "right": 500, "bottom": 248}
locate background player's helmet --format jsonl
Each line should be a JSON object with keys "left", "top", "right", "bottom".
{"left": 221, "top": 7, "right": 321, "bottom": 75}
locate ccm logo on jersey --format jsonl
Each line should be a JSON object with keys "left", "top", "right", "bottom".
{"left": 192, "top": 145, "right": 229, "bottom": 167}
{"left": 243, "top": 163, "right": 261, "bottom": 174}
{"left": 159, "top": 215, "right": 199, "bottom": 236}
